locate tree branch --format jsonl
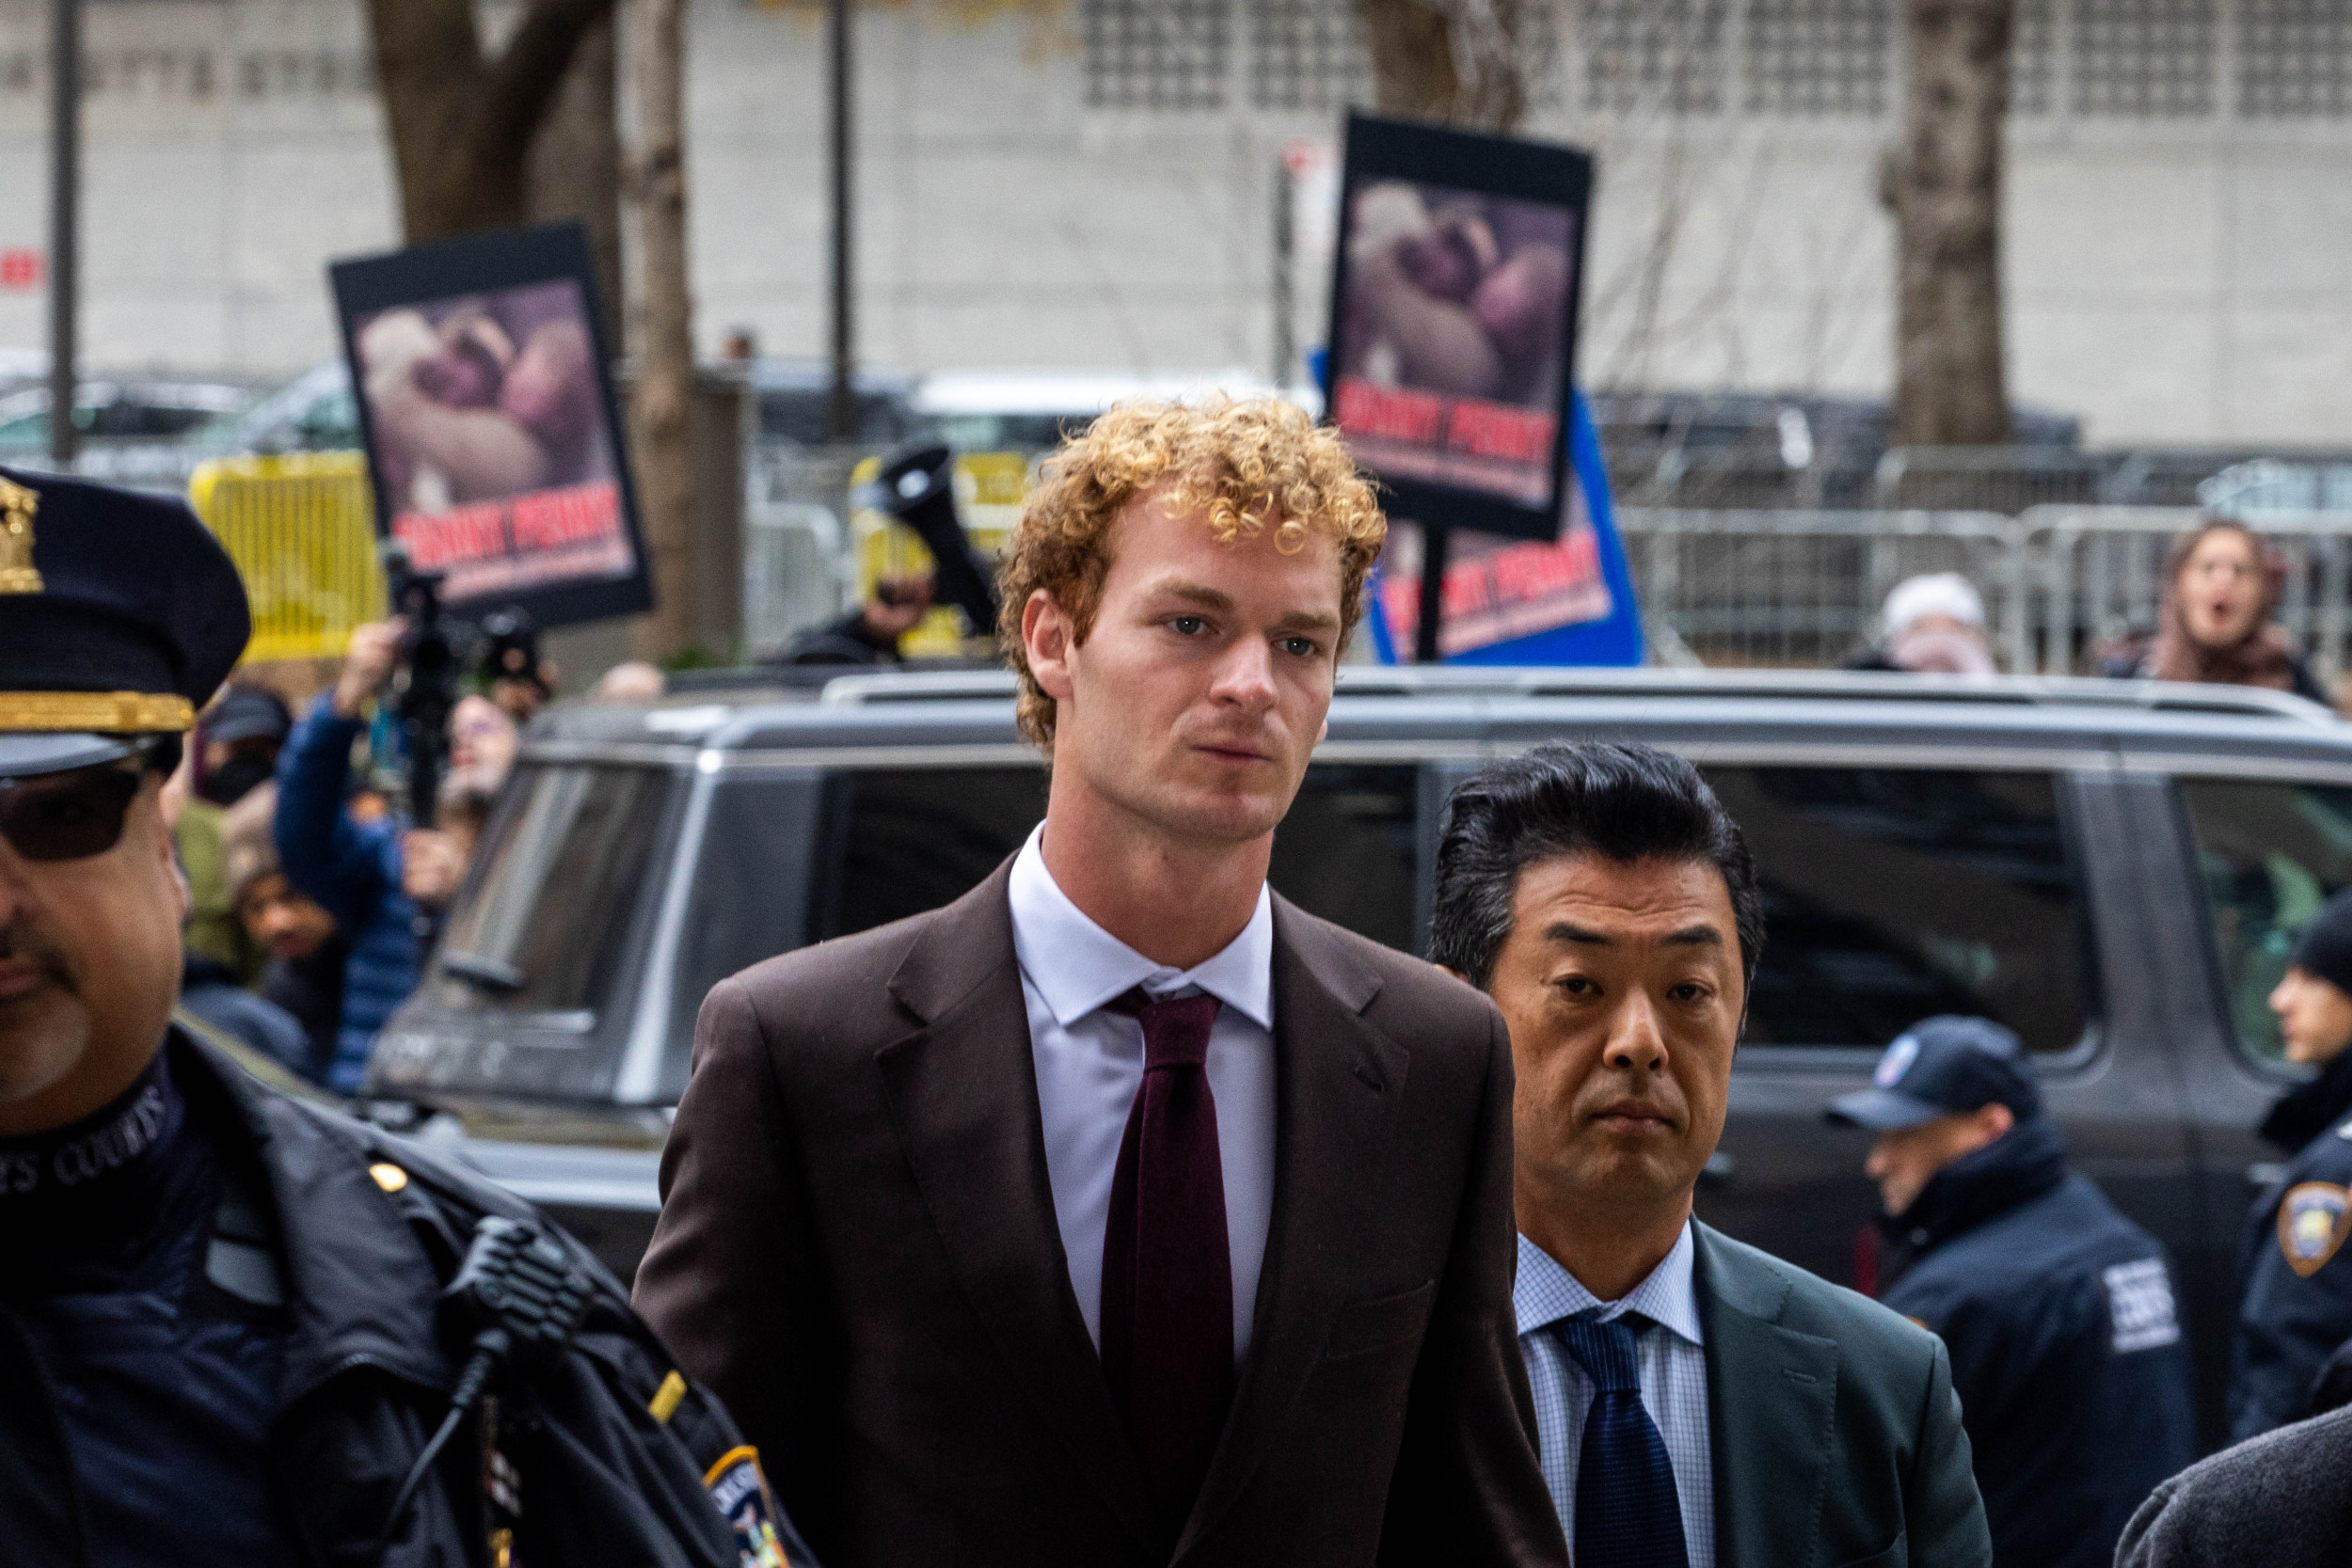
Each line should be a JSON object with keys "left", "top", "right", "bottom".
{"left": 480, "top": 0, "right": 621, "bottom": 175}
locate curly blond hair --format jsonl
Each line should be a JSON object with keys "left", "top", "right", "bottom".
{"left": 996, "top": 397, "right": 1387, "bottom": 751}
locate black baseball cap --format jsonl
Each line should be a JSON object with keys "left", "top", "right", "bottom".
{"left": 0, "top": 466, "right": 250, "bottom": 778}
{"left": 1825, "top": 1015, "right": 2042, "bottom": 1131}
{"left": 202, "top": 685, "right": 292, "bottom": 748}
{"left": 2289, "top": 891, "right": 2352, "bottom": 1000}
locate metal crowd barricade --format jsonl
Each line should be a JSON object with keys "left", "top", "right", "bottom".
{"left": 734, "top": 442, "right": 2352, "bottom": 680}
{"left": 187, "top": 452, "right": 384, "bottom": 662}
{"left": 1874, "top": 448, "right": 2106, "bottom": 515}
{"left": 1615, "top": 508, "right": 2024, "bottom": 670}
{"left": 744, "top": 443, "right": 866, "bottom": 656}
{"left": 2010, "top": 505, "right": 2352, "bottom": 683}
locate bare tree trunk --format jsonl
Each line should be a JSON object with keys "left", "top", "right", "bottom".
{"left": 364, "top": 0, "right": 616, "bottom": 242}
{"left": 1884, "top": 0, "right": 2011, "bottom": 446}
{"left": 528, "top": 11, "right": 623, "bottom": 346}
{"left": 1352, "top": 0, "right": 1526, "bottom": 132}
{"left": 628, "top": 0, "right": 697, "bottom": 663}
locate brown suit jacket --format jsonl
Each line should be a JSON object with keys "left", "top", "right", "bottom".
{"left": 633, "top": 858, "right": 1565, "bottom": 1568}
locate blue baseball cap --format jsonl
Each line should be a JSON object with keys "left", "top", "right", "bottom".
{"left": 1825, "top": 1015, "right": 2041, "bottom": 1131}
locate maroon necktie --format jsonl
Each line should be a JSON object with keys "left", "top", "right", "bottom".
{"left": 1098, "top": 987, "right": 1233, "bottom": 1524}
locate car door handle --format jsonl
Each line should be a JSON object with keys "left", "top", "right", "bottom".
{"left": 2249, "top": 1162, "right": 2289, "bottom": 1189}
{"left": 1699, "top": 1151, "right": 1736, "bottom": 1190}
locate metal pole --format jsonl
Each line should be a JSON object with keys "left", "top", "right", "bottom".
{"left": 1414, "top": 525, "right": 1449, "bottom": 664}
{"left": 1272, "top": 154, "right": 1293, "bottom": 388}
{"left": 47, "top": 0, "right": 78, "bottom": 468}
{"left": 825, "top": 0, "right": 854, "bottom": 444}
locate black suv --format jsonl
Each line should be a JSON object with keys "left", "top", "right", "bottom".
{"left": 374, "top": 666, "right": 2352, "bottom": 1447}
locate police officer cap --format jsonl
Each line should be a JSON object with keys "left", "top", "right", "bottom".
{"left": 0, "top": 466, "right": 250, "bottom": 778}
{"left": 2290, "top": 891, "right": 2352, "bottom": 1001}
{"left": 1825, "top": 1014, "right": 2042, "bottom": 1130}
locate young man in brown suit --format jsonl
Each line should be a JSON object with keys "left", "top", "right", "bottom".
{"left": 634, "top": 400, "right": 1565, "bottom": 1568}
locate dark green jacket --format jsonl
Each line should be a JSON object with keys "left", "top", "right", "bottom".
{"left": 1694, "top": 1224, "right": 1992, "bottom": 1568}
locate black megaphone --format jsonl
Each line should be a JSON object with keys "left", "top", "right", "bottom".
{"left": 867, "top": 443, "right": 1000, "bottom": 640}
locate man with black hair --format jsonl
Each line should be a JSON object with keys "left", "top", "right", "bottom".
{"left": 2229, "top": 888, "right": 2352, "bottom": 1439}
{"left": 1432, "top": 740, "right": 1991, "bottom": 1568}
{"left": 1827, "top": 1018, "right": 2196, "bottom": 1568}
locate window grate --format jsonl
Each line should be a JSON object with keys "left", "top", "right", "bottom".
{"left": 1516, "top": 2, "right": 1569, "bottom": 112}
{"left": 2072, "top": 0, "right": 2217, "bottom": 117}
{"left": 1084, "top": 0, "right": 1232, "bottom": 111}
{"left": 1744, "top": 0, "right": 1893, "bottom": 117}
{"left": 2240, "top": 0, "right": 2352, "bottom": 118}
{"left": 1251, "top": 0, "right": 1371, "bottom": 111}
{"left": 2010, "top": 0, "right": 2058, "bottom": 114}
{"left": 1581, "top": 0, "right": 1731, "bottom": 113}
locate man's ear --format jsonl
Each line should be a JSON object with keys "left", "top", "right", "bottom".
{"left": 1023, "top": 589, "right": 1076, "bottom": 704}
{"left": 1438, "top": 964, "right": 1467, "bottom": 985}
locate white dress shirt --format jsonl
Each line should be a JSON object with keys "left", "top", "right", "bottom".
{"left": 1514, "top": 1224, "right": 1715, "bottom": 1568}
{"left": 1008, "top": 825, "right": 1278, "bottom": 1367}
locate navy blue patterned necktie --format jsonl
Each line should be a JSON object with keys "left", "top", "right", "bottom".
{"left": 1554, "top": 1314, "right": 1688, "bottom": 1568}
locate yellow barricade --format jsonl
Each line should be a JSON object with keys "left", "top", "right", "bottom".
{"left": 188, "top": 453, "right": 385, "bottom": 663}
{"left": 851, "top": 451, "right": 1030, "bottom": 657}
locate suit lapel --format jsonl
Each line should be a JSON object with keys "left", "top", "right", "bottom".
{"left": 873, "top": 860, "right": 1166, "bottom": 1557}
{"left": 1693, "top": 1223, "right": 1839, "bottom": 1568}
{"left": 1176, "top": 899, "right": 1406, "bottom": 1559}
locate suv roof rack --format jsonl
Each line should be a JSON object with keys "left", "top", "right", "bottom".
{"left": 812, "top": 663, "right": 2333, "bottom": 722}
{"left": 818, "top": 668, "right": 1023, "bottom": 705}
{"left": 668, "top": 656, "right": 1004, "bottom": 696}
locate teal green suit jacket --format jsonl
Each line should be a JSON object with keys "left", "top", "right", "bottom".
{"left": 1693, "top": 1224, "right": 1992, "bottom": 1568}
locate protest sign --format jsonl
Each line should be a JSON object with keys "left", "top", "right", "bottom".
{"left": 330, "top": 223, "right": 650, "bottom": 627}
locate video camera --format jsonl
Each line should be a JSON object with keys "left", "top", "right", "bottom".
{"left": 380, "top": 539, "right": 463, "bottom": 832}
{"left": 479, "top": 607, "right": 548, "bottom": 702}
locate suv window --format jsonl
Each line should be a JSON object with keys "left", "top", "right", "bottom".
{"left": 1701, "top": 766, "right": 2092, "bottom": 1053}
{"left": 433, "top": 764, "right": 676, "bottom": 1016}
{"left": 2180, "top": 778, "right": 2352, "bottom": 1065}
{"left": 820, "top": 764, "right": 1421, "bottom": 952}
{"left": 824, "top": 768, "right": 1048, "bottom": 940}
{"left": 662, "top": 774, "right": 826, "bottom": 1097}
{"left": 1267, "top": 765, "right": 1421, "bottom": 953}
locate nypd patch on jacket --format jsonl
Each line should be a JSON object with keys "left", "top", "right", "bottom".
{"left": 0, "top": 1028, "right": 817, "bottom": 1568}
{"left": 2232, "top": 1114, "right": 2352, "bottom": 1442}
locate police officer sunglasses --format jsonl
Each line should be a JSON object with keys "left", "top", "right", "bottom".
{"left": 0, "top": 764, "right": 146, "bottom": 863}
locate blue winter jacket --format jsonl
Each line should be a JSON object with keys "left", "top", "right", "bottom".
{"left": 271, "top": 695, "right": 421, "bottom": 1093}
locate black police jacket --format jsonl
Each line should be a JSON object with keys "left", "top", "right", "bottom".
{"left": 2231, "top": 1049, "right": 2352, "bottom": 1441}
{"left": 0, "top": 1029, "right": 813, "bottom": 1568}
{"left": 1881, "top": 1117, "right": 2199, "bottom": 1568}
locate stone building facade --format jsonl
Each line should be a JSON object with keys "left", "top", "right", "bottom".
{"left": 0, "top": 0, "right": 2345, "bottom": 445}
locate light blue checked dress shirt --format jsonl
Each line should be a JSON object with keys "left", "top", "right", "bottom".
{"left": 1515, "top": 1225, "right": 1714, "bottom": 1568}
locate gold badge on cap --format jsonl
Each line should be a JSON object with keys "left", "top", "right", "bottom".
{"left": 0, "top": 474, "right": 39, "bottom": 594}
{"left": 2279, "top": 1181, "right": 2352, "bottom": 1277}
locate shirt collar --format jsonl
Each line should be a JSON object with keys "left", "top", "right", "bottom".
{"left": 1514, "top": 1222, "right": 1703, "bottom": 1349}
{"left": 1008, "top": 824, "right": 1274, "bottom": 1030}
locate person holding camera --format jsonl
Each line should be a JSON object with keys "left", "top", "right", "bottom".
{"left": 479, "top": 610, "right": 560, "bottom": 724}
{"left": 273, "top": 618, "right": 482, "bottom": 1095}
{"left": 0, "top": 470, "right": 803, "bottom": 1568}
